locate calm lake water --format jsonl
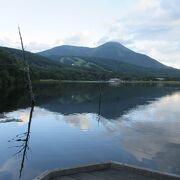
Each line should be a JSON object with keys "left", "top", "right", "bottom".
{"left": 0, "top": 83, "right": 180, "bottom": 180}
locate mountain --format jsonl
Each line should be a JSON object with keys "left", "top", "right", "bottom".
{"left": 0, "top": 46, "right": 61, "bottom": 86}
{"left": 39, "top": 42, "right": 168, "bottom": 69}
{"left": 0, "top": 46, "right": 113, "bottom": 86}
{"left": 1, "top": 42, "right": 180, "bottom": 87}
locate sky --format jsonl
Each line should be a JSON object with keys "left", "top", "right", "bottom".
{"left": 0, "top": 0, "right": 180, "bottom": 68}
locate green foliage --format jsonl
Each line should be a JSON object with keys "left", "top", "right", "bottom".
{"left": 1, "top": 46, "right": 180, "bottom": 88}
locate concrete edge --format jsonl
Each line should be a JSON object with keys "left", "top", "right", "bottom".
{"left": 34, "top": 161, "right": 180, "bottom": 180}
{"left": 111, "top": 161, "right": 180, "bottom": 180}
{"left": 34, "top": 162, "right": 111, "bottom": 180}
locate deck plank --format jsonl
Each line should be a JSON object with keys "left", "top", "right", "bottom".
{"left": 55, "top": 176, "right": 77, "bottom": 180}
{"left": 54, "top": 169, "right": 158, "bottom": 180}
{"left": 70, "top": 172, "right": 107, "bottom": 180}
{"left": 35, "top": 162, "right": 180, "bottom": 180}
{"left": 92, "top": 169, "right": 157, "bottom": 180}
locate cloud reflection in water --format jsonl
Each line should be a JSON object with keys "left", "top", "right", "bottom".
{"left": 101, "top": 92, "right": 180, "bottom": 173}
{"left": 3, "top": 91, "right": 180, "bottom": 177}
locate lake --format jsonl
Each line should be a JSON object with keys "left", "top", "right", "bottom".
{"left": 0, "top": 82, "right": 180, "bottom": 180}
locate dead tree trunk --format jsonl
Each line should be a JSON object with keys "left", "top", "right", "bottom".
{"left": 18, "top": 26, "right": 35, "bottom": 105}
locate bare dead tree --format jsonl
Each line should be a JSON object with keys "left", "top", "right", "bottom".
{"left": 12, "top": 26, "right": 36, "bottom": 178}
{"left": 18, "top": 26, "right": 35, "bottom": 105}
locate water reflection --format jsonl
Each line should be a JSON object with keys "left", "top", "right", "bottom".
{"left": 101, "top": 92, "right": 180, "bottom": 173}
{"left": 1, "top": 83, "right": 180, "bottom": 180}
{"left": 97, "top": 84, "right": 102, "bottom": 125}
{"left": 1, "top": 83, "right": 179, "bottom": 119}
{"left": 8, "top": 105, "right": 34, "bottom": 179}
{"left": 36, "top": 83, "right": 180, "bottom": 119}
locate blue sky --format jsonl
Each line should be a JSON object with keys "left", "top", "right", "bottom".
{"left": 0, "top": 0, "right": 180, "bottom": 68}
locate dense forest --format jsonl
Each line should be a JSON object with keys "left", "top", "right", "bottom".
{"left": 1, "top": 45, "right": 180, "bottom": 88}
{"left": 0, "top": 46, "right": 113, "bottom": 87}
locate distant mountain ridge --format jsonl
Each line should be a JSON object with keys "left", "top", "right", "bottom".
{"left": 38, "top": 42, "right": 168, "bottom": 69}
{"left": 1, "top": 42, "right": 180, "bottom": 87}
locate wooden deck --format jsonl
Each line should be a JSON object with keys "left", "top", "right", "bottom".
{"left": 53, "top": 169, "right": 158, "bottom": 180}
{"left": 34, "top": 161, "right": 180, "bottom": 180}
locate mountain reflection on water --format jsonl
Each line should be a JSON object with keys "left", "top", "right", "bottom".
{"left": 0, "top": 83, "right": 180, "bottom": 180}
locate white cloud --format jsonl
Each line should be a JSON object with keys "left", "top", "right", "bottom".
{"left": 1, "top": 0, "right": 180, "bottom": 68}
{"left": 0, "top": 37, "right": 20, "bottom": 49}
{"left": 26, "top": 42, "right": 51, "bottom": 52}
{"left": 97, "top": 0, "right": 180, "bottom": 68}
{"left": 0, "top": 31, "right": 95, "bottom": 52}
{"left": 62, "top": 31, "right": 93, "bottom": 47}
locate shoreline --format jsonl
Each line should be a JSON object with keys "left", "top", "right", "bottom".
{"left": 39, "top": 79, "right": 180, "bottom": 84}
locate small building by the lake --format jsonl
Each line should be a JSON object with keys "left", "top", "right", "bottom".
{"left": 156, "top": 77, "right": 165, "bottom": 81}
{"left": 109, "top": 78, "right": 124, "bottom": 85}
